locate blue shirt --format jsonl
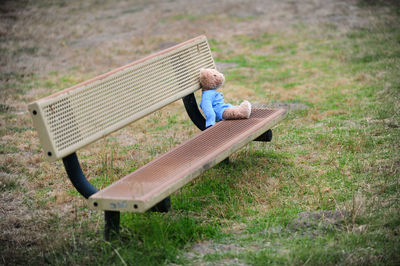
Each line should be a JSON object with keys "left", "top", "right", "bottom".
{"left": 200, "top": 90, "right": 233, "bottom": 128}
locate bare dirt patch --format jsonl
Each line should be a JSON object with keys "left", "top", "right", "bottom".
{"left": 288, "top": 210, "right": 351, "bottom": 235}
{"left": 0, "top": 0, "right": 375, "bottom": 76}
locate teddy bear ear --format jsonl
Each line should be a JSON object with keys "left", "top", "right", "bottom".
{"left": 199, "top": 68, "right": 209, "bottom": 78}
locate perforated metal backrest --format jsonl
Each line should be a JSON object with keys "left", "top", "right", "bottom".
{"left": 28, "top": 36, "right": 215, "bottom": 161}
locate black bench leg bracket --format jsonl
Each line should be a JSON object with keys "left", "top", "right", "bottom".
{"left": 62, "top": 153, "right": 98, "bottom": 199}
{"left": 105, "top": 211, "right": 120, "bottom": 241}
{"left": 254, "top": 129, "right": 273, "bottom": 142}
{"left": 150, "top": 196, "right": 171, "bottom": 213}
{"left": 221, "top": 157, "right": 230, "bottom": 165}
{"left": 63, "top": 153, "right": 121, "bottom": 240}
{"left": 182, "top": 93, "right": 206, "bottom": 131}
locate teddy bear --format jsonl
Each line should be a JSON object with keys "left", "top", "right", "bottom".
{"left": 199, "top": 68, "right": 251, "bottom": 128}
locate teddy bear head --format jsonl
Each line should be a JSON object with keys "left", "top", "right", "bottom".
{"left": 199, "top": 68, "right": 225, "bottom": 90}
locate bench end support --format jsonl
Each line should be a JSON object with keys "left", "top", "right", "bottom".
{"left": 105, "top": 211, "right": 120, "bottom": 241}
{"left": 150, "top": 197, "right": 171, "bottom": 213}
{"left": 254, "top": 129, "right": 273, "bottom": 142}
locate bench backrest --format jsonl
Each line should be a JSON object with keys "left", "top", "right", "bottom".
{"left": 28, "top": 36, "right": 215, "bottom": 161}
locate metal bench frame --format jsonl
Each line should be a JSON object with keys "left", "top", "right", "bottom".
{"left": 29, "top": 36, "right": 286, "bottom": 240}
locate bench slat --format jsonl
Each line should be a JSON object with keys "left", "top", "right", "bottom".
{"left": 88, "top": 108, "right": 287, "bottom": 212}
{"left": 28, "top": 36, "right": 214, "bottom": 161}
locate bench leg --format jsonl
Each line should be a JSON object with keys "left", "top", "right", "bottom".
{"left": 254, "top": 129, "right": 273, "bottom": 142}
{"left": 150, "top": 196, "right": 171, "bottom": 213}
{"left": 104, "top": 210, "right": 120, "bottom": 241}
{"left": 221, "top": 157, "right": 230, "bottom": 165}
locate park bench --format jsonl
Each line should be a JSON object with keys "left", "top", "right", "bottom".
{"left": 28, "top": 35, "right": 287, "bottom": 239}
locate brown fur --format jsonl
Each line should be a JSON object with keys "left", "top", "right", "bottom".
{"left": 200, "top": 68, "right": 225, "bottom": 90}
{"left": 222, "top": 100, "right": 251, "bottom": 119}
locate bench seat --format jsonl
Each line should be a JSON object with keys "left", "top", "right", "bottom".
{"left": 88, "top": 108, "right": 286, "bottom": 212}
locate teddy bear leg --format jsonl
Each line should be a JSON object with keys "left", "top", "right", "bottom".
{"left": 222, "top": 101, "right": 252, "bottom": 120}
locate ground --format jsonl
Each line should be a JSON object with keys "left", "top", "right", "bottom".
{"left": 0, "top": 0, "right": 399, "bottom": 265}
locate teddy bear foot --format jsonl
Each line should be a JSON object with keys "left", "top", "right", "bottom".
{"left": 222, "top": 101, "right": 252, "bottom": 120}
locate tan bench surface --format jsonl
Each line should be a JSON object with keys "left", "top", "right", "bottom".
{"left": 89, "top": 108, "right": 286, "bottom": 212}
{"left": 28, "top": 35, "right": 214, "bottom": 161}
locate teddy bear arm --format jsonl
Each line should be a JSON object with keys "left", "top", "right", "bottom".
{"left": 200, "top": 98, "right": 217, "bottom": 128}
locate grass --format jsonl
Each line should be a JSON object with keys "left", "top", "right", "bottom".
{"left": 1, "top": 1, "right": 400, "bottom": 265}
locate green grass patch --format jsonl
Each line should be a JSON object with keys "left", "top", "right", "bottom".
{"left": 220, "top": 54, "right": 283, "bottom": 69}
{"left": 0, "top": 144, "right": 19, "bottom": 154}
{"left": 234, "top": 33, "right": 277, "bottom": 48}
